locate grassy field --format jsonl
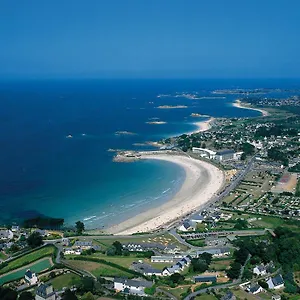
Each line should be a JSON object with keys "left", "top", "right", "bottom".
{"left": 66, "top": 259, "right": 135, "bottom": 278}
{"left": 0, "top": 245, "right": 55, "bottom": 275}
{"left": 195, "top": 295, "right": 217, "bottom": 300}
{"left": 93, "top": 232, "right": 188, "bottom": 251}
{"left": 187, "top": 239, "right": 206, "bottom": 247}
{"left": 0, "top": 252, "right": 8, "bottom": 260}
{"left": 233, "top": 288, "right": 257, "bottom": 300}
{"left": 90, "top": 253, "right": 140, "bottom": 268}
{"left": 209, "top": 259, "right": 233, "bottom": 271}
{"left": 163, "top": 286, "right": 191, "bottom": 299}
{"left": 50, "top": 273, "right": 81, "bottom": 290}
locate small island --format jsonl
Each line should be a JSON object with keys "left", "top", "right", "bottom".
{"left": 146, "top": 121, "right": 167, "bottom": 125}
{"left": 156, "top": 105, "right": 188, "bottom": 109}
{"left": 190, "top": 113, "right": 210, "bottom": 118}
{"left": 114, "top": 131, "right": 137, "bottom": 136}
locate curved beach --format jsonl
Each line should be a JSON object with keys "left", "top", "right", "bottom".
{"left": 191, "top": 117, "right": 215, "bottom": 134}
{"left": 107, "top": 154, "right": 225, "bottom": 235}
{"left": 233, "top": 99, "right": 269, "bottom": 116}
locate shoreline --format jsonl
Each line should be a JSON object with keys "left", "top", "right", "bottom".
{"left": 232, "top": 99, "right": 269, "bottom": 117}
{"left": 188, "top": 117, "right": 215, "bottom": 135}
{"left": 106, "top": 154, "right": 225, "bottom": 235}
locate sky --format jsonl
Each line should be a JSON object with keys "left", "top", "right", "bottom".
{"left": 1, "top": 0, "right": 300, "bottom": 79}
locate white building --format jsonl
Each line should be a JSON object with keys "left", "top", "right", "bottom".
{"left": 0, "top": 230, "right": 13, "bottom": 240}
{"left": 25, "top": 269, "right": 38, "bottom": 285}
{"left": 253, "top": 264, "right": 267, "bottom": 276}
{"left": 151, "top": 256, "right": 174, "bottom": 263}
{"left": 192, "top": 147, "right": 216, "bottom": 159}
{"left": 64, "top": 248, "right": 82, "bottom": 255}
{"left": 266, "top": 274, "right": 284, "bottom": 290}
{"left": 247, "top": 284, "right": 263, "bottom": 294}
{"left": 114, "top": 278, "right": 153, "bottom": 295}
{"left": 35, "top": 283, "right": 56, "bottom": 300}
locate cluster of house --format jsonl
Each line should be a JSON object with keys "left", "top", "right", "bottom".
{"left": 178, "top": 209, "right": 232, "bottom": 232}
{"left": 162, "top": 255, "right": 192, "bottom": 276}
{"left": 244, "top": 270, "right": 285, "bottom": 295}
{"left": 63, "top": 240, "right": 100, "bottom": 255}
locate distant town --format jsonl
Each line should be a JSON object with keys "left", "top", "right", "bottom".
{"left": 1, "top": 90, "right": 300, "bottom": 300}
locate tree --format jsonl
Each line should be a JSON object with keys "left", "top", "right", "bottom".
{"left": 82, "top": 292, "right": 94, "bottom": 300}
{"left": 170, "top": 273, "right": 185, "bottom": 284}
{"left": 62, "top": 289, "right": 78, "bottom": 300}
{"left": 199, "top": 252, "right": 213, "bottom": 265}
{"left": 112, "top": 241, "right": 123, "bottom": 255}
{"left": 226, "top": 262, "right": 241, "bottom": 280}
{"left": 79, "top": 277, "right": 94, "bottom": 293}
{"left": 191, "top": 258, "right": 208, "bottom": 273}
{"left": 19, "top": 291, "right": 34, "bottom": 300}
{"left": 258, "top": 280, "right": 268, "bottom": 289}
{"left": 75, "top": 221, "right": 85, "bottom": 235}
{"left": 106, "top": 245, "right": 116, "bottom": 256}
{"left": 27, "top": 232, "right": 43, "bottom": 248}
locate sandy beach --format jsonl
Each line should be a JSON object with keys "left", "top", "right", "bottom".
{"left": 107, "top": 154, "right": 225, "bottom": 235}
{"left": 188, "top": 117, "right": 215, "bottom": 135}
{"left": 232, "top": 99, "right": 269, "bottom": 116}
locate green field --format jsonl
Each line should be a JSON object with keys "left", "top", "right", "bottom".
{"left": 0, "top": 245, "right": 55, "bottom": 275}
{"left": 66, "top": 259, "right": 135, "bottom": 278}
{"left": 195, "top": 295, "right": 217, "bottom": 300}
{"left": 0, "top": 252, "right": 8, "bottom": 260}
{"left": 163, "top": 286, "right": 191, "bottom": 299}
{"left": 50, "top": 273, "right": 81, "bottom": 290}
{"left": 187, "top": 239, "right": 206, "bottom": 247}
{"left": 0, "top": 258, "right": 52, "bottom": 285}
{"left": 93, "top": 232, "right": 188, "bottom": 251}
{"left": 209, "top": 259, "right": 233, "bottom": 271}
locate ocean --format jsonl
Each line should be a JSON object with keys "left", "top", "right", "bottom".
{"left": 0, "top": 78, "right": 298, "bottom": 229}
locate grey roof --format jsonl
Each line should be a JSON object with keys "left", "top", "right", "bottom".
{"left": 194, "top": 275, "right": 217, "bottom": 282}
{"left": 36, "top": 283, "right": 55, "bottom": 297}
{"left": 272, "top": 274, "right": 284, "bottom": 286}
{"left": 216, "top": 149, "right": 235, "bottom": 155}
{"left": 249, "top": 284, "right": 261, "bottom": 293}
{"left": 196, "top": 247, "right": 230, "bottom": 256}
{"left": 114, "top": 278, "right": 152, "bottom": 288}
{"left": 74, "top": 241, "right": 93, "bottom": 246}
{"left": 25, "top": 269, "right": 33, "bottom": 279}
{"left": 182, "top": 220, "right": 192, "bottom": 229}
{"left": 221, "top": 291, "right": 235, "bottom": 300}
{"left": 256, "top": 264, "right": 266, "bottom": 272}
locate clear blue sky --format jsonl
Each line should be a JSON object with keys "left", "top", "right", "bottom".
{"left": 1, "top": 0, "right": 300, "bottom": 78}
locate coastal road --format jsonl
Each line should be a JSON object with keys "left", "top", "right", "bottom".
{"left": 187, "top": 154, "right": 257, "bottom": 221}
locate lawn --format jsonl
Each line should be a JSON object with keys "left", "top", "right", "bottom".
{"left": 0, "top": 252, "right": 8, "bottom": 260}
{"left": 50, "top": 273, "right": 81, "bottom": 290}
{"left": 195, "top": 295, "right": 217, "bottom": 300}
{"left": 233, "top": 288, "right": 257, "bottom": 300}
{"left": 187, "top": 239, "right": 206, "bottom": 247}
{"left": 209, "top": 259, "right": 233, "bottom": 271}
{"left": 162, "top": 285, "right": 191, "bottom": 299}
{"left": 0, "top": 245, "right": 55, "bottom": 275}
{"left": 66, "top": 259, "right": 135, "bottom": 278}
{"left": 90, "top": 253, "right": 139, "bottom": 268}
{"left": 93, "top": 232, "right": 188, "bottom": 251}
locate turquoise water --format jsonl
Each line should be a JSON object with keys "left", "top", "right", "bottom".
{"left": 0, "top": 79, "right": 298, "bottom": 229}
{"left": 0, "top": 258, "right": 52, "bottom": 285}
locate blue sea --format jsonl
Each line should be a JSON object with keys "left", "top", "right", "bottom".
{"left": 0, "top": 79, "right": 299, "bottom": 229}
